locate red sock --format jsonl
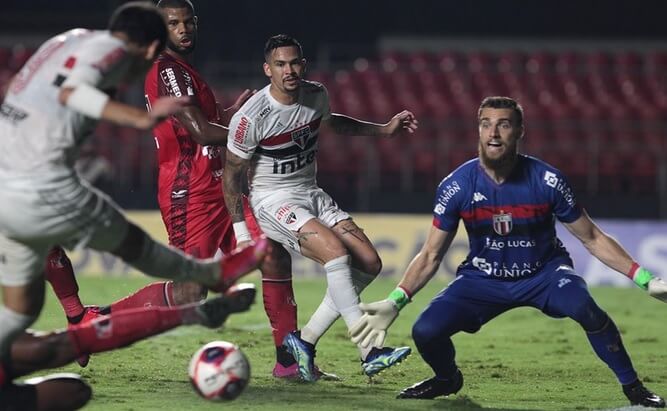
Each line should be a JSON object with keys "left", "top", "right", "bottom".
{"left": 262, "top": 278, "right": 297, "bottom": 347}
{"left": 67, "top": 304, "right": 198, "bottom": 355}
{"left": 110, "top": 281, "right": 175, "bottom": 312}
{"left": 44, "top": 246, "right": 84, "bottom": 319}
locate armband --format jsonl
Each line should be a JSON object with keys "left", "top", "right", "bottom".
{"left": 233, "top": 221, "right": 252, "bottom": 243}
{"left": 628, "top": 262, "right": 655, "bottom": 290}
{"left": 65, "top": 84, "right": 110, "bottom": 119}
{"left": 387, "top": 286, "right": 411, "bottom": 311}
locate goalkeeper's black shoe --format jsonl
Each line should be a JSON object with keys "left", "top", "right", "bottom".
{"left": 623, "top": 380, "right": 665, "bottom": 408}
{"left": 397, "top": 369, "right": 463, "bottom": 399}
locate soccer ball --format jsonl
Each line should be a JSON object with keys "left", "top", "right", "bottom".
{"left": 188, "top": 340, "right": 250, "bottom": 401}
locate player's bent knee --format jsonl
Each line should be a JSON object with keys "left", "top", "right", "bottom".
{"left": 412, "top": 318, "right": 448, "bottom": 346}
{"left": 572, "top": 298, "right": 608, "bottom": 332}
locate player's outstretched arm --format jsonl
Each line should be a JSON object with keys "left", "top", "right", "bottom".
{"left": 563, "top": 210, "right": 667, "bottom": 302}
{"left": 350, "top": 226, "right": 455, "bottom": 348}
{"left": 173, "top": 88, "right": 255, "bottom": 147}
{"left": 58, "top": 86, "right": 188, "bottom": 130}
{"left": 326, "top": 110, "right": 418, "bottom": 138}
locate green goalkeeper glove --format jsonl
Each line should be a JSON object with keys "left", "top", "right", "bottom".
{"left": 630, "top": 263, "right": 667, "bottom": 303}
{"left": 349, "top": 287, "right": 411, "bottom": 348}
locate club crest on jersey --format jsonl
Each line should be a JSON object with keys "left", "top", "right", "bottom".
{"left": 285, "top": 212, "right": 297, "bottom": 225}
{"left": 492, "top": 212, "right": 513, "bottom": 235}
{"left": 291, "top": 125, "right": 311, "bottom": 149}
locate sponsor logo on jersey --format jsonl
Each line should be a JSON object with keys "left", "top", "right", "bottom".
{"left": 258, "top": 105, "right": 272, "bottom": 119}
{"left": 291, "top": 125, "right": 311, "bottom": 149}
{"left": 543, "top": 170, "right": 576, "bottom": 207}
{"left": 558, "top": 277, "right": 572, "bottom": 288}
{"left": 202, "top": 145, "right": 221, "bottom": 159}
{"left": 434, "top": 204, "right": 445, "bottom": 215}
{"left": 161, "top": 67, "right": 182, "bottom": 97}
{"left": 472, "top": 192, "right": 487, "bottom": 204}
{"left": 171, "top": 189, "right": 188, "bottom": 199}
{"left": 436, "top": 180, "right": 461, "bottom": 212}
{"left": 472, "top": 257, "right": 540, "bottom": 279}
{"left": 276, "top": 205, "right": 292, "bottom": 221}
{"left": 233, "top": 116, "right": 250, "bottom": 151}
{"left": 492, "top": 212, "right": 513, "bottom": 235}
{"left": 272, "top": 150, "right": 317, "bottom": 174}
{"left": 485, "top": 238, "right": 535, "bottom": 250}
{"left": 544, "top": 171, "right": 559, "bottom": 188}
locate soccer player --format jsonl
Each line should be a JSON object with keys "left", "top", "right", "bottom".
{"left": 224, "top": 34, "right": 419, "bottom": 382}
{"left": 0, "top": 283, "right": 257, "bottom": 411}
{"left": 350, "top": 96, "right": 667, "bottom": 407}
{"left": 0, "top": 1, "right": 266, "bottom": 400}
{"left": 45, "top": 0, "right": 307, "bottom": 379}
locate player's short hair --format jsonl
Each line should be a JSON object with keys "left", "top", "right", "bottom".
{"left": 478, "top": 96, "right": 524, "bottom": 126}
{"left": 108, "top": 2, "right": 167, "bottom": 50}
{"left": 157, "top": 0, "right": 195, "bottom": 14}
{"left": 264, "top": 34, "right": 303, "bottom": 61}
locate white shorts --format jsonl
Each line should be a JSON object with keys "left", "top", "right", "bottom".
{"left": 250, "top": 187, "right": 350, "bottom": 253}
{"left": 0, "top": 171, "right": 128, "bottom": 286}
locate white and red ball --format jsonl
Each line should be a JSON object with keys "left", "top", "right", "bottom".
{"left": 188, "top": 340, "right": 250, "bottom": 401}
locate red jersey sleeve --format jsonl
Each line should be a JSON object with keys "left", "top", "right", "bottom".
{"left": 157, "top": 59, "right": 198, "bottom": 102}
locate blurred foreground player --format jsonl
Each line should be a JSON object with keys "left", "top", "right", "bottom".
{"left": 351, "top": 96, "right": 666, "bottom": 407}
{"left": 0, "top": 1, "right": 267, "bottom": 405}
{"left": 0, "top": 283, "right": 257, "bottom": 411}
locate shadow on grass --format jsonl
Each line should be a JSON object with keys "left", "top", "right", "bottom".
{"left": 240, "top": 384, "right": 540, "bottom": 411}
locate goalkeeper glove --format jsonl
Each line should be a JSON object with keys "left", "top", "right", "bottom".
{"left": 629, "top": 263, "right": 667, "bottom": 303}
{"left": 349, "top": 287, "right": 411, "bottom": 348}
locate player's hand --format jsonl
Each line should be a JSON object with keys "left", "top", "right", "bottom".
{"left": 148, "top": 96, "right": 190, "bottom": 127}
{"left": 383, "top": 110, "right": 418, "bottom": 137}
{"left": 226, "top": 89, "right": 257, "bottom": 114}
{"left": 648, "top": 277, "right": 667, "bottom": 302}
{"left": 349, "top": 300, "right": 399, "bottom": 348}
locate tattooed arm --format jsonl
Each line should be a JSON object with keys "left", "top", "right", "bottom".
{"left": 223, "top": 149, "right": 252, "bottom": 244}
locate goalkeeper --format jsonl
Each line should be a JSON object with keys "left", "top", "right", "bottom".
{"left": 350, "top": 96, "right": 666, "bottom": 408}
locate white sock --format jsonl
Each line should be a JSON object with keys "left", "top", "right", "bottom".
{"left": 301, "top": 264, "right": 378, "bottom": 360}
{"left": 322, "top": 255, "right": 361, "bottom": 329}
{"left": 126, "top": 237, "right": 218, "bottom": 285}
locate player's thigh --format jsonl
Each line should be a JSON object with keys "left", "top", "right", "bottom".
{"left": 297, "top": 218, "right": 347, "bottom": 264}
{"left": 414, "top": 276, "right": 510, "bottom": 339}
{"left": 331, "top": 218, "right": 381, "bottom": 275}
{"left": 0, "top": 234, "right": 47, "bottom": 315}
{"left": 251, "top": 190, "right": 346, "bottom": 262}
{"left": 541, "top": 268, "right": 607, "bottom": 330}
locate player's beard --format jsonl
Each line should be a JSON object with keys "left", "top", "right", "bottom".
{"left": 167, "top": 37, "right": 196, "bottom": 56}
{"left": 478, "top": 140, "right": 518, "bottom": 172}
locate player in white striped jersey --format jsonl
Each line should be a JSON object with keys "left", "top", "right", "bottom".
{"left": 224, "top": 34, "right": 418, "bottom": 382}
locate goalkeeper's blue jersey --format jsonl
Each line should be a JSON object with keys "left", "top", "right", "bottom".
{"left": 433, "top": 154, "right": 582, "bottom": 280}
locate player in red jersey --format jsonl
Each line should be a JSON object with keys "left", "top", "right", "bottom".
{"left": 45, "top": 0, "right": 314, "bottom": 379}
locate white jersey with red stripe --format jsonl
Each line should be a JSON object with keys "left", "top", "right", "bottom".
{"left": 226, "top": 80, "right": 331, "bottom": 194}
{"left": 0, "top": 29, "right": 130, "bottom": 176}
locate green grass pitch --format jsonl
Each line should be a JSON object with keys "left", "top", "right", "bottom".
{"left": 27, "top": 275, "right": 667, "bottom": 411}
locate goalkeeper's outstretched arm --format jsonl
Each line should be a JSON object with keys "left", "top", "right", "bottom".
{"left": 350, "top": 226, "right": 456, "bottom": 348}
{"left": 563, "top": 209, "right": 667, "bottom": 302}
